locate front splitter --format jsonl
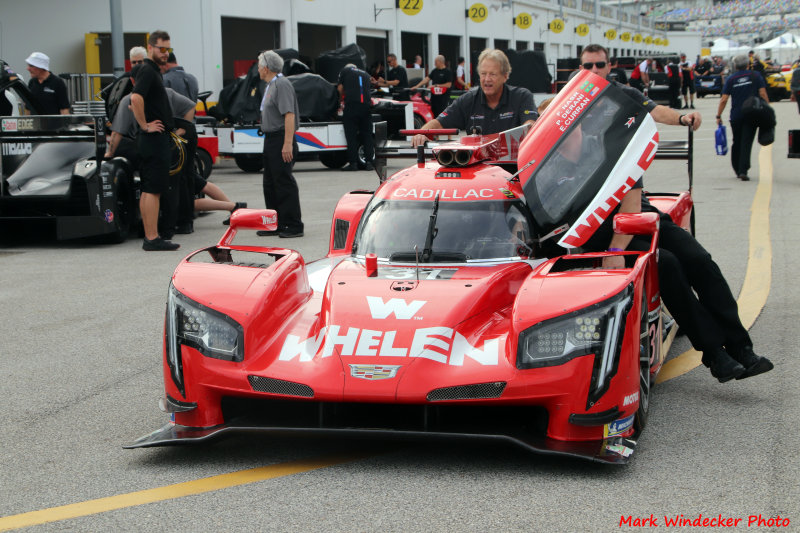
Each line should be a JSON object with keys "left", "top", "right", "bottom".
{"left": 125, "top": 420, "right": 638, "bottom": 465}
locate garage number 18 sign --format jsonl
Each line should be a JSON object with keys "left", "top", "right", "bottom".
{"left": 400, "top": 0, "right": 423, "bottom": 16}
{"left": 515, "top": 13, "right": 532, "bottom": 29}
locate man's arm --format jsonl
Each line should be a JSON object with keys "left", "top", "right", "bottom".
{"left": 410, "top": 76, "right": 430, "bottom": 90}
{"left": 130, "top": 93, "right": 164, "bottom": 133}
{"left": 650, "top": 104, "right": 702, "bottom": 130}
{"left": 603, "top": 188, "right": 642, "bottom": 269}
{"left": 105, "top": 131, "right": 122, "bottom": 158}
{"left": 758, "top": 87, "right": 769, "bottom": 103}
{"left": 715, "top": 94, "right": 729, "bottom": 124}
{"left": 410, "top": 118, "right": 443, "bottom": 147}
{"left": 282, "top": 111, "right": 295, "bottom": 163}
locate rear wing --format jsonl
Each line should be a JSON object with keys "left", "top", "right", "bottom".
{"left": 1, "top": 114, "right": 107, "bottom": 163}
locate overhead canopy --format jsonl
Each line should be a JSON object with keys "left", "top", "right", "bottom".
{"left": 755, "top": 32, "right": 800, "bottom": 64}
{"left": 710, "top": 37, "right": 749, "bottom": 58}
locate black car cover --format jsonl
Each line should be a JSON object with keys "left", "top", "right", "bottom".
{"left": 289, "top": 73, "right": 339, "bottom": 121}
{"left": 315, "top": 43, "right": 367, "bottom": 83}
{"left": 506, "top": 49, "right": 552, "bottom": 93}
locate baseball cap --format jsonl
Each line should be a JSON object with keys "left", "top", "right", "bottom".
{"left": 25, "top": 52, "right": 50, "bottom": 70}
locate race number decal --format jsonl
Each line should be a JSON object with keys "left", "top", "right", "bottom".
{"left": 378, "top": 268, "right": 457, "bottom": 280}
{"left": 400, "top": 0, "right": 422, "bottom": 16}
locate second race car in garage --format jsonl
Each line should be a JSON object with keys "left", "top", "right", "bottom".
{"left": 129, "top": 71, "right": 690, "bottom": 464}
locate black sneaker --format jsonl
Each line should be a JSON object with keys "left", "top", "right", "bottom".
{"left": 364, "top": 162, "right": 375, "bottom": 171}
{"left": 704, "top": 347, "right": 745, "bottom": 383}
{"left": 256, "top": 230, "right": 279, "bottom": 236}
{"left": 690, "top": 104, "right": 695, "bottom": 109}
{"left": 222, "top": 202, "right": 248, "bottom": 226}
{"left": 279, "top": 229, "right": 304, "bottom": 238}
{"left": 142, "top": 237, "right": 180, "bottom": 251}
{"left": 682, "top": 104, "right": 688, "bottom": 109}
{"left": 728, "top": 346, "right": 773, "bottom": 379}
{"left": 738, "top": 174, "right": 750, "bottom": 181}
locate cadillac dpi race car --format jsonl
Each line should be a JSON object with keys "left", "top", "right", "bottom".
{"left": 129, "top": 71, "right": 692, "bottom": 464}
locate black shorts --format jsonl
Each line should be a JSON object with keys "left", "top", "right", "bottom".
{"left": 682, "top": 77, "right": 696, "bottom": 94}
{"left": 192, "top": 172, "right": 207, "bottom": 196}
{"left": 137, "top": 131, "right": 170, "bottom": 194}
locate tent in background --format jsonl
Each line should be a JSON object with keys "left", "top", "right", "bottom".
{"left": 710, "top": 37, "right": 750, "bottom": 59}
{"left": 755, "top": 32, "right": 800, "bottom": 65}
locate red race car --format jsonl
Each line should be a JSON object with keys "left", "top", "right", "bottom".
{"left": 128, "top": 71, "right": 692, "bottom": 464}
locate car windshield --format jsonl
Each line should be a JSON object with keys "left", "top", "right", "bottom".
{"left": 355, "top": 199, "right": 534, "bottom": 261}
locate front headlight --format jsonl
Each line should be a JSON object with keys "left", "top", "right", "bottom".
{"left": 167, "top": 284, "right": 244, "bottom": 367}
{"left": 517, "top": 285, "right": 633, "bottom": 406}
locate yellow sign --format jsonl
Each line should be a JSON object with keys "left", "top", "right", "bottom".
{"left": 633, "top": 33, "right": 642, "bottom": 43}
{"left": 605, "top": 29, "right": 617, "bottom": 40}
{"left": 663, "top": 38, "right": 669, "bottom": 46}
{"left": 654, "top": 38, "right": 663, "bottom": 45}
{"left": 644, "top": 36, "right": 653, "bottom": 45}
{"left": 549, "top": 18, "right": 565, "bottom": 34}
{"left": 468, "top": 3, "right": 488, "bottom": 22}
{"left": 399, "top": 0, "right": 423, "bottom": 16}
{"left": 515, "top": 12, "right": 532, "bottom": 29}
{"left": 575, "top": 23, "right": 590, "bottom": 37}
{"left": 620, "top": 32, "right": 631, "bottom": 42}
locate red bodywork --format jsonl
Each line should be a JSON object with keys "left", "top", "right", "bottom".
{"left": 130, "top": 72, "right": 692, "bottom": 464}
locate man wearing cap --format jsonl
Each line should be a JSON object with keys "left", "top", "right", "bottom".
{"left": 162, "top": 52, "right": 198, "bottom": 103}
{"left": 679, "top": 53, "right": 696, "bottom": 109}
{"left": 130, "top": 30, "right": 180, "bottom": 251}
{"left": 25, "top": 52, "right": 69, "bottom": 115}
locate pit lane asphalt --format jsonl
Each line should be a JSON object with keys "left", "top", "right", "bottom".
{"left": 1, "top": 96, "right": 797, "bottom": 532}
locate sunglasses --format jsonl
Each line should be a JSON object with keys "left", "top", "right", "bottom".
{"left": 131, "top": 60, "right": 143, "bottom": 65}
{"left": 582, "top": 61, "right": 607, "bottom": 69}
{"left": 152, "top": 46, "right": 173, "bottom": 54}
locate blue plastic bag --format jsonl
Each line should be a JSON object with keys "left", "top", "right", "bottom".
{"left": 715, "top": 124, "right": 728, "bottom": 155}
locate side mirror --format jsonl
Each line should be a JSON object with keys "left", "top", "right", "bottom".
{"left": 613, "top": 212, "right": 659, "bottom": 236}
{"left": 228, "top": 209, "right": 278, "bottom": 232}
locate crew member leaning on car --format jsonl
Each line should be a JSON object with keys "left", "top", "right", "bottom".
{"left": 577, "top": 44, "right": 773, "bottom": 384}
{"left": 411, "top": 49, "right": 537, "bottom": 147}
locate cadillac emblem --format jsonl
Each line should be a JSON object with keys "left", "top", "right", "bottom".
{"left": 349, "top": 364, "right": 401, "bottom": 380}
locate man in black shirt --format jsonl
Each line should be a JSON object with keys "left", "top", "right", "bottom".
{"left": 608, "top": 57, "right": 628, "bottom": 86}
{"left": 25, "top": 52, "right": 69, "bottom": 115}
{"left": 337, "top": 64, "right": 374, "bottom": 171}
{"left": 130, "top": 30, "right": 180, "bottom": 251}
{"left": 410, "top": 54, "right": 452, "bottom": 117}
{"left": 579, "top": 43, "right": 772, "bottom": 383}
{"left": 375, "top": 53, "right": 408, "bottom": 90}
{"left": 411, "top": 49, "right": 536, "bottom": 146}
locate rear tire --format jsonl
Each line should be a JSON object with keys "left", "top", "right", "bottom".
{"left": 413, "top": 114, "right": 425, "bottom": 129}
{"left": 234, "top": 154, "right": 263, "bottom": 173}
{"left": 319, "top": 150, "right": 348, "bottom": 169}
{"left": 195, "top": 148, "right": 213, "bottom": 179}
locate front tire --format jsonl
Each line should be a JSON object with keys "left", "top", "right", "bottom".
{"left": 319, "top": 150, "right": 348, "bottom": 169}
{"left": 195, "top": 148, "right": 213, "bottom": 179}
{"left": 100, "top": 163, "right": 136, "bottom": 244}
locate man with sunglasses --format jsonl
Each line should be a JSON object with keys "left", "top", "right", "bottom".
{"left": 130, "top": 30, "right": 179, "bottom": 251}
{"left": 576, "top": 44, "right": 772, "bottom": 383}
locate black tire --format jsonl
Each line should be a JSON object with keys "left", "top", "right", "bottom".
{"left": 101, "top": 165, "right": 136, "bottom": 244}
{"left": 234, "top": 154, "right": 263, "bottom": 173}
{"left": 357, "top": 144, "right": 368, "bottom": 169}
{"left": 194, "top": 148, "right": 213, "bottom": 179}
{"left": 319, "top": 150, "right": 348, "bottom": 169}
{"left": 413, "top": 114, "right": 425, "bottom": 129}
{"left": 634, "top": 289, "right": 651, "bottom": 434}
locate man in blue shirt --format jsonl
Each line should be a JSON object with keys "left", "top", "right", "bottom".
{"left": 716, "top": 54, "right": 768, "bottom": 181}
